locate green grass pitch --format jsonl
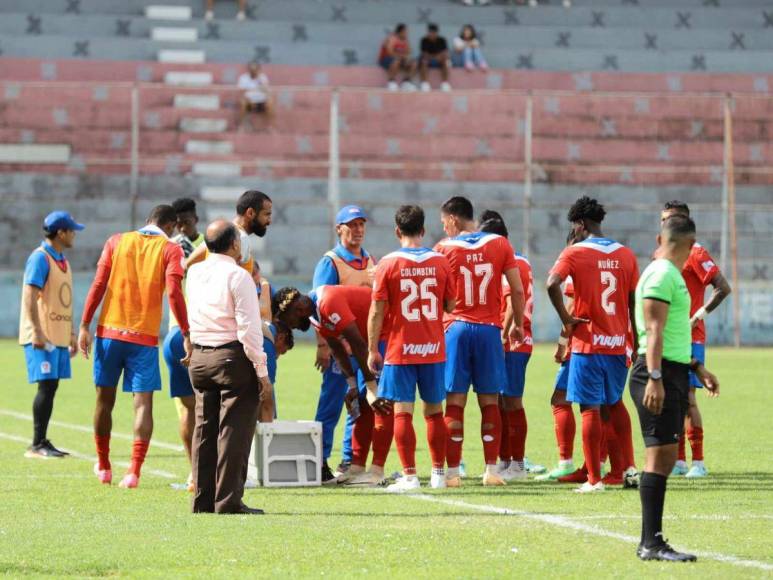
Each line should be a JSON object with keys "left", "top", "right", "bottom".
{"left": 0, "top": 339, "right": 771, "bottom": 577}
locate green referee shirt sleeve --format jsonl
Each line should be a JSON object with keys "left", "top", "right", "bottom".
{"left": 640, "top": 267, "right": 674, "bottom": 304}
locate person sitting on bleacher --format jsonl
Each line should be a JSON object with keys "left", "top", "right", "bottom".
{"left": 379, "top": 23, "right": 417, "bottom": 92}
{"left": 237, "top": 62, "right": 274, "bottom": 131}
{"left": 452, "top": 25, "right": 488, "bottom": 72}
{"left": 205, "top": 0, "right": 246, "bottom": 21}
{"left": 419, "top": 24, "right": 451, "bottom": 93}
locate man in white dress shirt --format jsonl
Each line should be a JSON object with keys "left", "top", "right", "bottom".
{"left": 186, "top": 220, "right": 272, "bottom": 515}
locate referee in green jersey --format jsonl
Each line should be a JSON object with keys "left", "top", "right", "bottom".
{"left": 629, "top": 214, "right": 719, "bottom": 562}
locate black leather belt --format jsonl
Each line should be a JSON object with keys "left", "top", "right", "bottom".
{"left": 193, "top": 341, "right": 241, "bottom": 351}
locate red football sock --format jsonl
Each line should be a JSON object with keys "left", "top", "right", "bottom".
{"left": 608, "top": 400, "right": 636, "bottom": 468}
{"left": 480, "top": 404, "right": 502, "bottom": 466}
{"left": 499, "top": 407, "right": 512, "bottom": 462}
{"left": 425, "top": 412, "right": 446, "bottom": 469}
{"left": 444, "top": 405, "right": 465, "bottom": 469}
{"left": 509, "top": 408, "right": 527, "bottom": 462}
{"left": 581, "top": 409, "right": 602, "bottom": 485}
{"left": 599, "top": 419, "right": 608, "bottom": 465}
{"left": 371, "top": 411, "right": 394, "bottom": 468}
{"left": 677, "top": 433, "right": 687, "bottom": 462}
{"left": 94, "top": 434, "right": 111, "bottom": 471}
{"left": 128, "top": 439, "right": 149, "bottom": 477}
{"left": 552, "top": 404, "right": 575, "bottom": 461}
{"left": 687, "top": 426, "right": 704, "bottom": 461}
{"left": 351, "top": 402, "right": 374, "bottom": 467}
{"left": 604, "top": 421, "right": 624, "bottom": 478}
{"left": 393, "top": 412, "right": 416, "bottom": 474}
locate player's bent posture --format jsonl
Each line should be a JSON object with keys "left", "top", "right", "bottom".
{"left": 660, "top": 201, "right": 731, "bottom": 478}
{"left": 434, "top": 197, "right": 525, "bottom": 487}
{"left": 259, "top": 319, "right": 294, "bottom": 422}
{"left": 366, "top": 205, "right": 456, "bottom": 492}
{"left": 272, "top": 285, "right": 393, "bottom": 486}
{"left": 163, "top": 197, "right": 205, "bottom": 491}
{"left": 19, "top": 211, "right": 83, "bottom": 458}
{"left": 478, "top": 212, "right": 534, "bottom": 481}
{"left": 547, "top": 197, "right": 639, "bottom": 493}
{"left": 79, "top": 205, "right": 191, "bottom": 488}
{"left": 631, "top": 214, "right": 719, "bottom": 562}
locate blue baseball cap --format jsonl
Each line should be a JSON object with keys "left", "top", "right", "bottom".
{"left": 335, "top": 205, "right": 367, "bottom": 225}
{"left": 43, "top": 211, "right": 85, "bottom": 233}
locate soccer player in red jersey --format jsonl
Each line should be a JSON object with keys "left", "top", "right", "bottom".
{"left": 367, "top": 205, "right": 456, "bottom": 492}
{"left": 547, "top": 196, "right": 639, "bottom": 493}
{"left": 434, "top": 197, "right": 525, "bottom": 487}
{"left": 272, "top": 285, "right": 393, "bottom": 486}
{"left": 660, "top": 201, "right": 731, "bottom": 478}
{"left": 477, "top": 212, "right": 534, "bottom": 481}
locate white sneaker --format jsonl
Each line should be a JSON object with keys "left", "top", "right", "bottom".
{"left": 420, "top": 81, "right": 431, "bottom": 92}
{"left": 387, "top": 81, "right": 399, "bottom": 92}
{"left": 441, "top": 82, "right": 452, "bottom": 92}
{"left": 430, "top": 472, "right": 447, "bottom": 489}
{"left": 386, "top": 475, "right": 421, "bottom": 493}
{"left": 501, "top": 464, "right": 528, "bottom": 481}
{"left": 458, "top": 462, "right": 467, "bottom": 478}
{"left": 244, "top": 477, "right": 260, "bottom": 489}
{"left": 563, "top": 0, "right": 572, "bottom": 7}
{"left": 401, "top": 81, "right": 417, "bottom": 92}
{"left": 236, "top": 10, "right": 245, "bottom": 20}
{"left": 623, "top": 466, "right": 640, "bottom": 489}
{"left": 529, "top": 0, "right": 538, "bottom": 6}
{"left": 205, "top": 10, "right": 213, "bottom": 20}
{"left": 574, "top": 481, "right": 605, "bottom": 494}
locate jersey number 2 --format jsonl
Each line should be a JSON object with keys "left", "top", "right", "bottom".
{"left": 600, "top": 271, "right": 617, "bottom": 315}
{"left": 401, "top": 278, "right": 438, "bottom": 321}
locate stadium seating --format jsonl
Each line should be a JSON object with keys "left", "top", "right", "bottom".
{"left": 0, "top": 0, "right": 771, "bottom": 344}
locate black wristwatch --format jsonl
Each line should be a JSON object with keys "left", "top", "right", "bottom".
{"left": 648, "top": 369, "right": 662, "bottom": 381}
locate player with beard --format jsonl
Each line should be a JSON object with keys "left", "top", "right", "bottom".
{"left": 186, "top": 190, "right": 272, "bottom": 283}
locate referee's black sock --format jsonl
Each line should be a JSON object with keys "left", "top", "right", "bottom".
{"left": 32, "top": 379, "right": 59, "bottom": 446}
{"left": 640, "top": 471, "right": 668, "bottom": 548}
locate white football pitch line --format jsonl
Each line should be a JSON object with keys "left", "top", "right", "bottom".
{"left": 0, "top": 409, "right": 184, "bottom": 452}
{"left": 0, "top": 432, "right": 178, "bottom": 480}
{"left": 406, "top": 494, "right": 773, "bottom": 572}
{"left": 2, "top": 411, "right": 771, "bottom": 571}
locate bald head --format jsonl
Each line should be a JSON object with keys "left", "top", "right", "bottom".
{"left": 205, "top": 219, "right": 239, "bottom": 255}
{"left": 661, "top": 214, "right": 696, "bottom": 247}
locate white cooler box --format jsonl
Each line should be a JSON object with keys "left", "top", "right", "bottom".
{"left": 248, "top": 421, "right": 322, "bottom": 487}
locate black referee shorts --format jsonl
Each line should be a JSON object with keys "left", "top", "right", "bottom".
{"left": 629, "top": 355, "right": 690, "bottom": 447}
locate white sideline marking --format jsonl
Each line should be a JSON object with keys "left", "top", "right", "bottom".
{"left": 407, "top": 494, "right": 773, "bottom": 572}
{"left": 572, "top": 514, "right": 773, "bottom": 522}
{"left": 0, "top": 432, "right": 178, "bottom": 480}
{"left": 0, "top": 409, "right": 184, "bottom": 452}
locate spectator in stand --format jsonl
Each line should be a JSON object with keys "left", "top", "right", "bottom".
{"left": 451, "top": 25, "right": 488, "bottom": 71}
{"left": 517, "top": 0, "right": 571, "bottom": 7}
{"left": 237, "top": 62, "right": 274, "bottom": 131}
{"left": 379, "top": 23, "right": 417, "bottom": 92}
{"left": 205, "top": 0, "right": 246, "bottom": 21}
{"left": 419, "top": 24, "right": 451, "bottom": 92}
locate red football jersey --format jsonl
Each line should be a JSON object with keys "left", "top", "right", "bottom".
{"left": 373, "top": 247, "right": 455, "bottom": 365}
{"left": 502, "top": 253, "right": 533, "bottom": 354}
{"left": 311, "top": 285, "right": 372, "bottom": 340}
{"left": 434, "top": 232, "right": 517, "bottom": 328}
{"left": 550, "top": 237, "right": 639, "bottom": 355}
{"left": 682, "top": 243, "right": 720, "bottom": 344}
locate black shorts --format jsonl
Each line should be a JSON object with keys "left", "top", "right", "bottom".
{"left": 629, "top": 356, "right": 690, "bottom": 447}
{"left": 246, "top": 102, "right": 267, "bottom": 113}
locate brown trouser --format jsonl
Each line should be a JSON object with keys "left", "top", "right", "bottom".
{"left": 189, "top": 342, "right": 260, "bottom": 514}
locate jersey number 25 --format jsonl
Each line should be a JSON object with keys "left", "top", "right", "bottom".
{"left": 401, "top": 278, "right": 438, "bottom": 321}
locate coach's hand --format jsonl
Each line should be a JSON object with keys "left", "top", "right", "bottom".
{"left": 32, "top": 328, "right": 49, "bottom": 350}
{"left": 180, "top": 333, "right": 192, "bottom": 367}
{"left": 367, "top": 350, "right": 383, "bottom": 374}
{"left": 696, "top": 365, "right": 720, "bottom": 398}
{"left": 69, "top": 333, "right": 78, "bottom": 358}
{"left": 643, "top": 378, "right": 665, "bottom": 415}
{"left": 315, "top": 344, "right": 331, "bottom": 372}
{"left": 365, "top": 380, "right": 392, "bottom": 415}
{"left": 78, "top": 325, "right": 92, "bottom": 360}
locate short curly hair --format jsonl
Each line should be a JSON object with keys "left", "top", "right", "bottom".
{"left": 663, "top": 200, "right": 690, "bottom": 216}
{"left": 271, "top": 287, "right": 302, "bottom": 318}
{"left": 567, "top": 196, "right": 606, "bottom": 225}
